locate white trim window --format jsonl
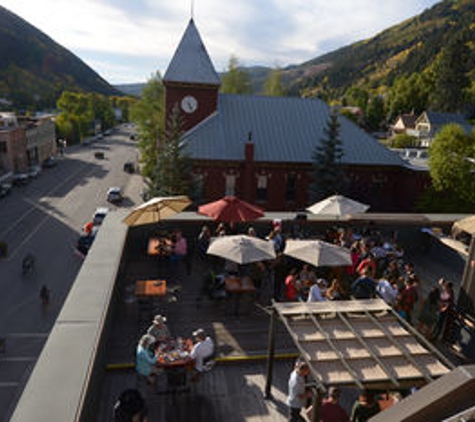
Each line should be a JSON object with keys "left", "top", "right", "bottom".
{"left": 225, "top": 174, "right": 236, "bottom": 196}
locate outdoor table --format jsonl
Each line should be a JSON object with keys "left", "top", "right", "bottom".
{"left": 135, "top": 279, "right": 167, "bottom": 297}
{"left": 155, "top": 338, "right": 194, "bottom": 392}
{"left": 225, "top": 276, "right": 256, "bottom": 293}
{"left": 147, "top": 237, "right": 173, "bottom": 256}
{"left": 225, "top": 276, "right": 256, "bottom": 316}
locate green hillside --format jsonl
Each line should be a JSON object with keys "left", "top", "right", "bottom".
{"left": 0, "top": 5, "right": 119, "bottom": 109}
{"left": 284, "top": 0, "right": 475, "bottom": 100}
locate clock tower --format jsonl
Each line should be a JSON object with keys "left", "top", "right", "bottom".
{"left": 163, "top": 19, "right": 221, "bottom": 132}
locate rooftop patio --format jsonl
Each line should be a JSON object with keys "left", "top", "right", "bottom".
{"left": 9, "top": 210, "right": 472, "bottom": 422}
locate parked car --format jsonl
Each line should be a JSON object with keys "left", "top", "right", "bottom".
{"left": 92, "top": 207, "right": 109, "bottom": 225}
{"left": 12, "top": 173, "right": 29, "bottom": 185}
{"left": 107, "top": 187, "right": 123, "bottom": 204}
{"left": 0, "top": 183, "right": 12, "bottom": 198}
{"left": 76, "top": 230, "right": 97, "bottom": 256}
{"left": 123, "top": 162, "right": 135, "bottom": 173}
{"left": 28, "top": 165, "right": 41, "bottom": 178}
{"left": 42, "top": 157, "right": 57, "bottom": 168}
{"left": 94, "top": 151, "right": 105, "bottom": 159}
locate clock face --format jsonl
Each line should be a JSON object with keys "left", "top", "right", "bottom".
{"left": 181, "top": 95, "right": 198, "bottom": 114}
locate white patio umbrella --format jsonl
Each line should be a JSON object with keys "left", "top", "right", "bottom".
{"left": 207, "top": 235, "right": 276, "bottom": 264}
{"left": 123, "top": 196, "right": 191, "bottom": 226}
{"left": 307, "top": 194, "right": 369, "bottom": 216}
{"left": 284, "top": 239, "right": 352, "bottom": 267}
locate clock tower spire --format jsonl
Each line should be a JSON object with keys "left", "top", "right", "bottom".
{"left": 163, "top": 19, "right": 221, "bottom": 132}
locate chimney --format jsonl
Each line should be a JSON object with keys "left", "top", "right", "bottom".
{"left": 245, "top": 131, "right": 254, "bottom": 162}
{"left": 243, "top": 130, "right": 255, "bottom": 201}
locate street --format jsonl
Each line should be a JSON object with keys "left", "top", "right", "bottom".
{"left": 0, "top": 126, "right": 143, "bottom": 421}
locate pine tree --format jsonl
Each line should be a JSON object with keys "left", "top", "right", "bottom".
{"left": 430, "top": 33, "right": 470, "bottom": 112}
{"left": 310, "top": 108, "right": 347, "bottom": 201}
{"left": 147, "top": 104, "right": 192, "bottom": 197}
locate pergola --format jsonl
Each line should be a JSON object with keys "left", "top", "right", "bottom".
{"left": 264, "top": 299, "right": 455, "bottom": 422}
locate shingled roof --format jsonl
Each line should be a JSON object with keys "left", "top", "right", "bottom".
{"left": 182, "top": 94, "right": 406, "bottom": 166}
{"left": 163, "top": 18, "right": 220, "bottom": 86}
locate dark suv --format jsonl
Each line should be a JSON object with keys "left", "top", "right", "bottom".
{"left": 123, "top": 162, "right": 135, "bottom": 173}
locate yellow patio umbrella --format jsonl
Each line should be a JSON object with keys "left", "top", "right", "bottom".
{"left": 123, "top": 196, "right": 191, "bottom": 226}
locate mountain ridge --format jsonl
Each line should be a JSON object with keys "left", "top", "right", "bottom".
{"left": 0, "top": 5, "right": 120, "bottom": 109}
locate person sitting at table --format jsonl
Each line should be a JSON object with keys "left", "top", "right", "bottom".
{"left": 136, "top": 334, "right": 161, "bottom": 385}
{"left": 147, "top": 314, "right": 170, "bottom": 343}
{"left": 299, "top": 264, "right": 317, "bottom": 285}
{"left": 190, "top": 328, "right": 215, "bottom": 382}
{"left": 307, "top": 278, "right": 327, "bottom": 302}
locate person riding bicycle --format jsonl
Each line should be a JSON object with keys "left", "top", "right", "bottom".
{"left": 22, "top": 253, "right": 35, "bottom": 273}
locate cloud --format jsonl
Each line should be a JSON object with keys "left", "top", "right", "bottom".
{"left": 1, "top": 0, "right": 440, "bottom": 83}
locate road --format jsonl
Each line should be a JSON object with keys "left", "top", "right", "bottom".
{"left": 0, "top": 126, "right": 143, "bottom": 421}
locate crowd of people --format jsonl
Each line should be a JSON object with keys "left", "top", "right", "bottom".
{"left": 194, "top": 220, "right": 463, "bottom": 421}
{"left": 286, "top": 359, "right": 406, "bottom": 422}
{"left": 196, "top": 219, "right": 462, "bottom": 346}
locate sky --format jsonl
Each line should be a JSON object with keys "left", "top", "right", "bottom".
{"left": 1, "top": 0, "right": 441, "bottom": 85}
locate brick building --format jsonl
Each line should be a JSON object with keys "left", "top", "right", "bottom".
{"left": 0, "top": 113, "right": 56, "bottom": 180}
{"left": 162, "top": 19, "right": 429, "bottom": 211}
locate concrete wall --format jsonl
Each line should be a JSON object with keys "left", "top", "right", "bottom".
{"left": 9, "top": 210, "right": 128, "bottom": 422}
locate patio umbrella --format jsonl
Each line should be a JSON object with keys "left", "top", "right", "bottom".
{"left": 198, "top": 195, "right": 264, "bottom": 223}
{"left": 207, "top": 235, "right": 276, "bottom": 264}
{"left": 283, "top": 239, "right": 352, "bottom": 267}
{"left": 452, "top": 215, "right": 475, "bottom": 235}
{"left": 306, "top": 194, "right": 369, "bottom": 216}
{"left": 123, "top": 195, "right": 191, "bottom": 226}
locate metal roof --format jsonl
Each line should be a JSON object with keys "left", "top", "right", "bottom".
{"left": 163, "top": 18, "right": 221, "bottom": 86}
{"left": 271, "top": 300, "right": 453, "bottom": 390}
{"left": 183, "top": 94, "right": 406, "bottom": 166}
{"left": 417, "top": 111, "right": 473, "bottom": 134}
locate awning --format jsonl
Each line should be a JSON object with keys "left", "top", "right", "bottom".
{"left": 264, "top": 299, "right": 455, "bottom": 421}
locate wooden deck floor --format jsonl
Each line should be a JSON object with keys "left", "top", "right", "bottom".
{"left": 93, "top": 232, "right": 466, "bottom": 422}
{"left": 94, "top": 246, "right": 302, "bottom": 422}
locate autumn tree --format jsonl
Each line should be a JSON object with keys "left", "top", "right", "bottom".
{"left": 130, "top": 72, "right": 164, "bottom": 179}
{"left": 263, "top": 67, "right": 285, "bottom": 96}
{"left": 221, "top": 56, "right": 252, "bottom": 94}
{"left": 310, "top": 107, "right": 347, "bottom": 201}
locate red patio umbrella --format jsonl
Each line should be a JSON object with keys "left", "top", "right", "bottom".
{"left": 198, "top": 195, "right": 264, "bottom": 223}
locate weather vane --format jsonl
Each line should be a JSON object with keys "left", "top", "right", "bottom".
{"left": 191, "top": 0, "right": 194, "bottom": 18}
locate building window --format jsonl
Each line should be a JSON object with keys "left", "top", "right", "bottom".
{"left": 256, "top": 174, "right": 267, "bottom": 202}
{"left": 0, "top": 142, "right": 7, "bottom": 153}
{"left": 286, "top": 173, "right": 296, "bottom": 202}
{"left": 225, "top": 174, "right": 236, "bottom": 196}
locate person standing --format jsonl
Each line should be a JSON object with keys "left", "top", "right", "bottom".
{"left": 351, "top": 268, "right": 376, "bottom": 299}
{"left": 351, "top": 389, "right": 381, "bottom": 422}
{"left": 40, "top": 285, "right": 50, "bottom": 307}
{"left": 320, "top": 387, "right": 349, "bottom": 422}
{"left": 287, "top": 361, "right": 312, "bottom": 422}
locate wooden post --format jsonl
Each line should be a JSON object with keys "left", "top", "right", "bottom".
{"left": 310, "top": 388, "right": 321, "bottom": 422}
{"left": 264, "top": 306, "right": 277, "bottom": 399}
{"left": 458, "top": 235, "right": 475, "bottom": 317}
